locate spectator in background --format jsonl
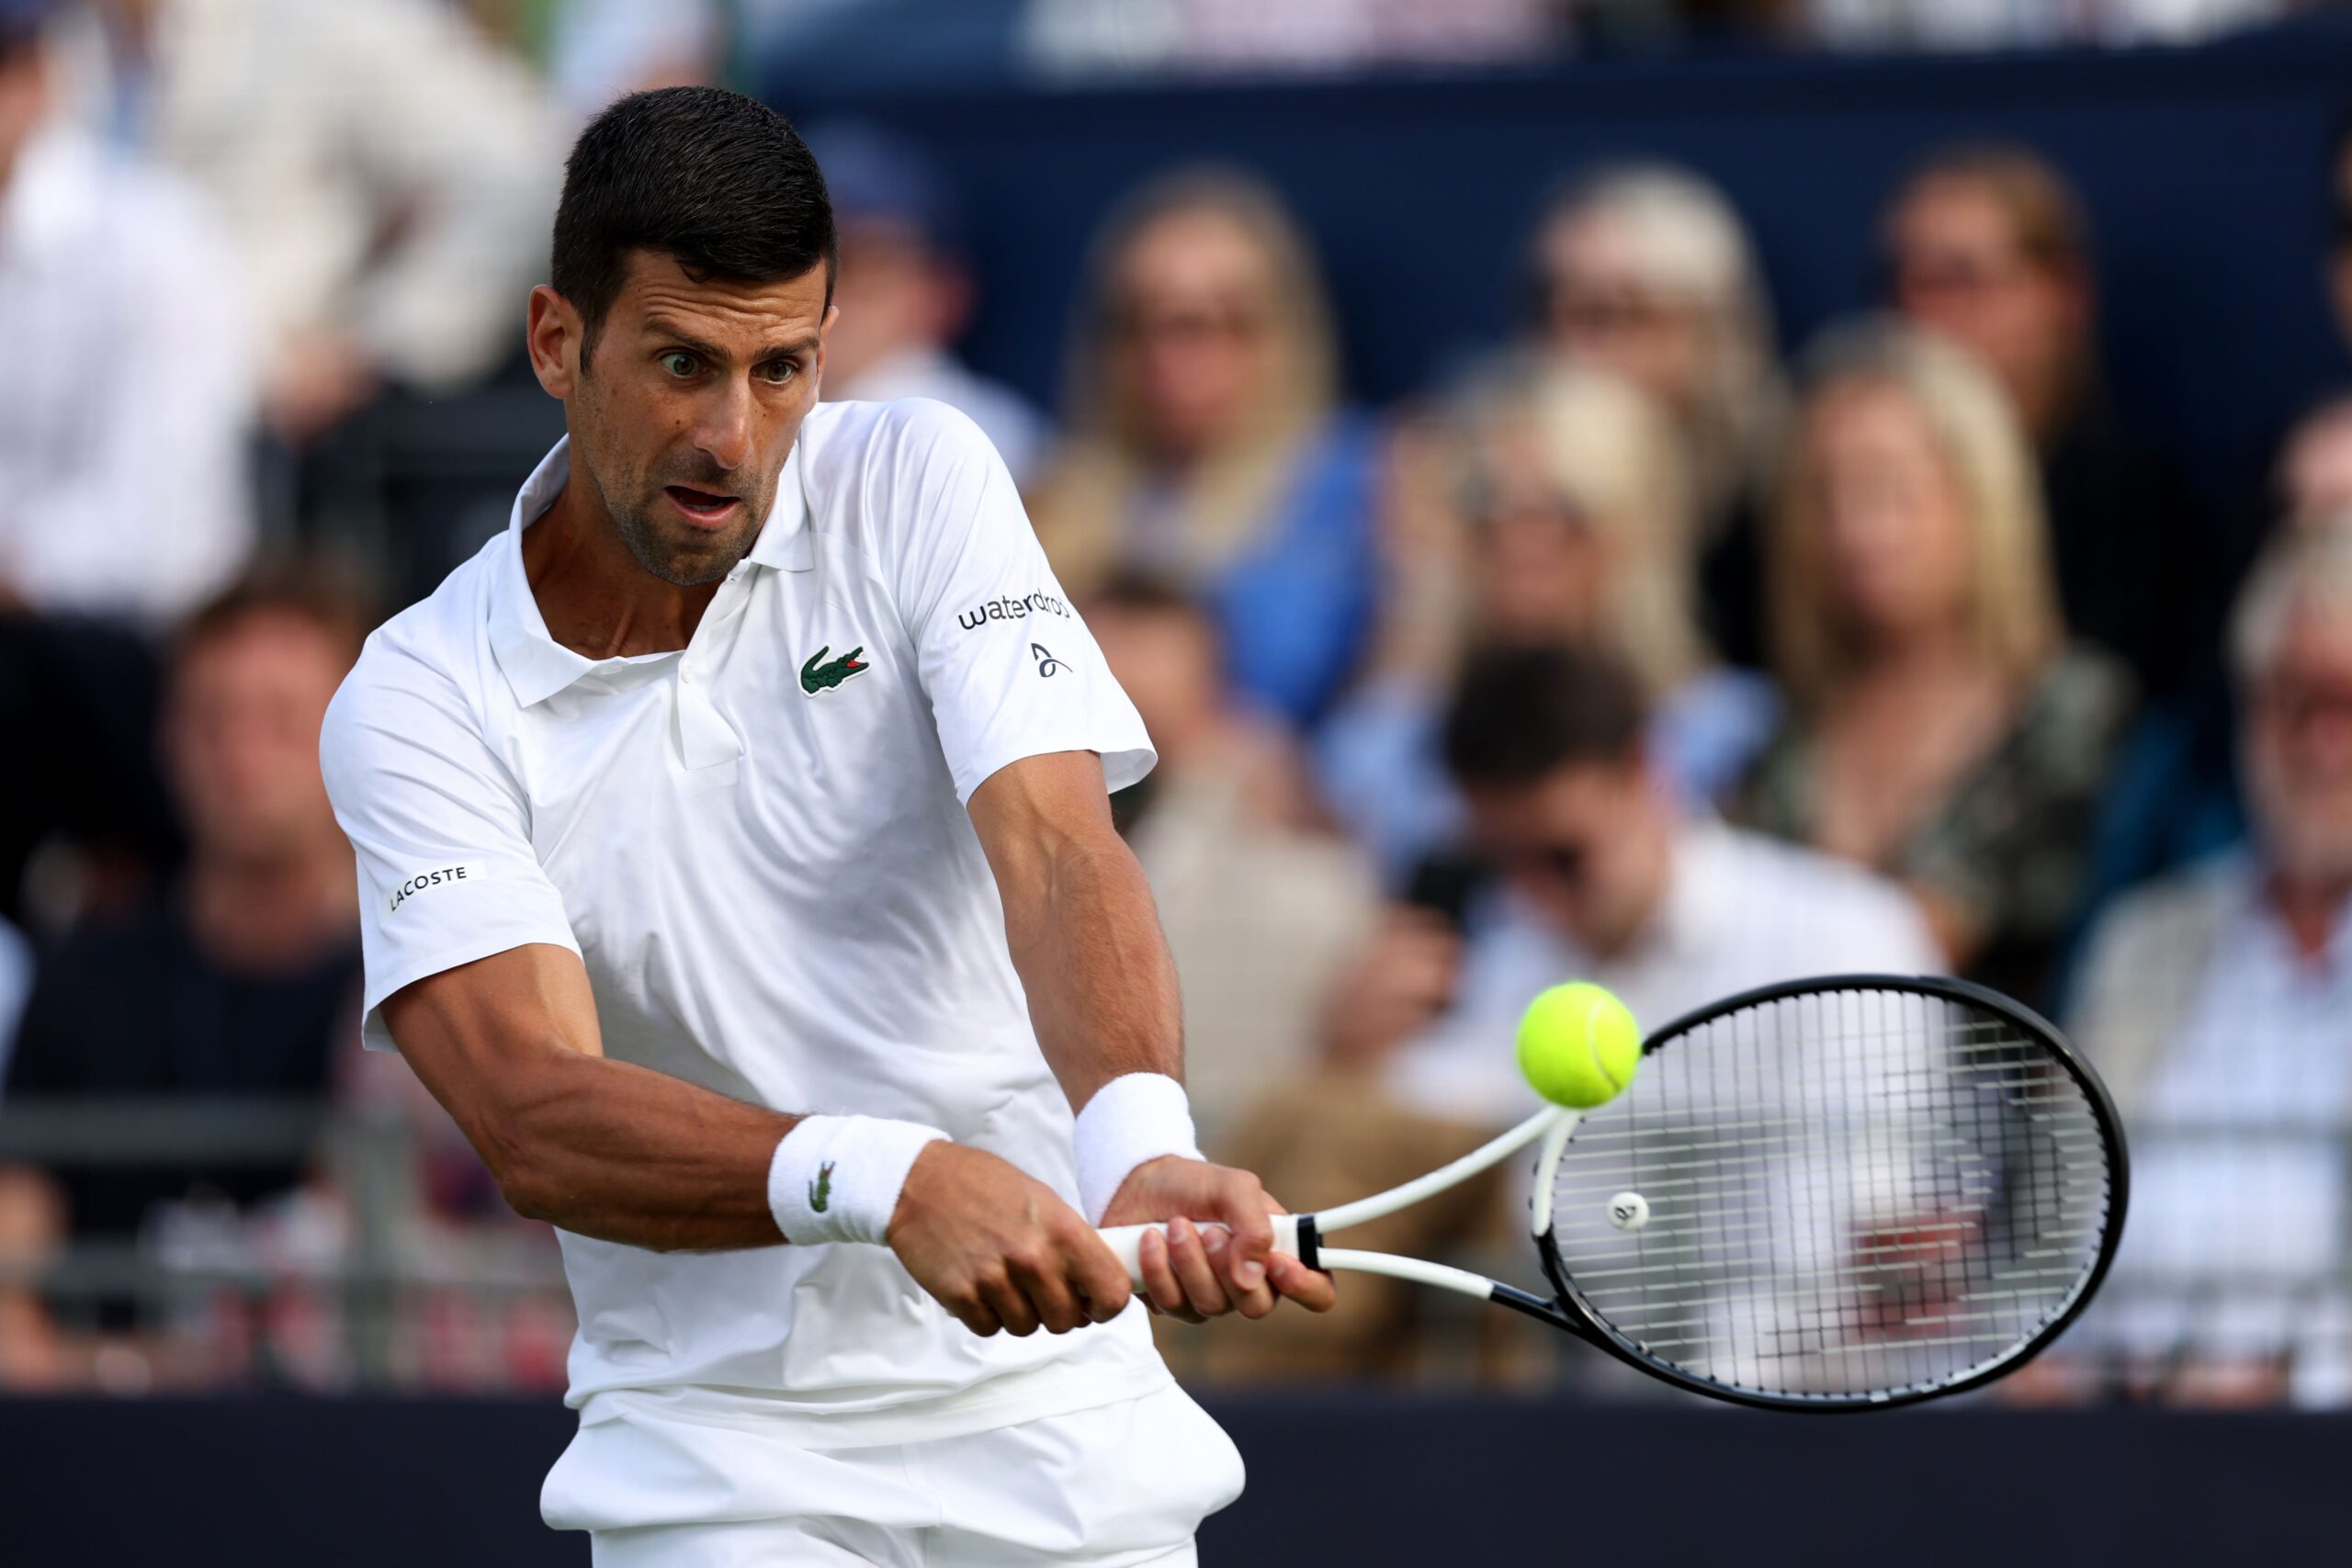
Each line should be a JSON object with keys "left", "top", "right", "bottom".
{"left": 1205, "top": 647, "right": 1935, "bottom": 1382}
{"left": 808, "top": 120, "right": 1052, "bottom": 485}
{"left": 1523, "top": 164, "right": 1786, "bottom": 668}
{"left": 2277, "top": 395, "right": 2352, "bottom": 532}
{"left": 537, "top": 0, "right": 725, "bottom": 124}
{"left": 1736, "top": 320, "right": 2133, "bottom": 1006}
{"left": 72, "top": 0, "right": 561, "bottom": 443}
{"left": 1884, "top": 144, "right": 2201, "bottom": 698}
{"left": 1030, "top": 166, "right": 1379, "bottom": 728}
{"left": 0, "top": 0, "right": 251, "bottom": 623}
{"left": 1, "top": 569, "right": 367, "bottom": 1382}
{"left": 1084, "top": 573, "right": 1376, "bottom": 1151}
{"left": 2066, "top": 528, "right": 2352, "bottom": 1407}
{"left": 1321, "top": 360, "right": 1777, "bottom": 884}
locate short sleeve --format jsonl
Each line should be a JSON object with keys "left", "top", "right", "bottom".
{"left": 885, "top": 403, "right": 1155, "bottom": 803}
{"left": 320, "top": 646, "right": 580, "bottom": 1051}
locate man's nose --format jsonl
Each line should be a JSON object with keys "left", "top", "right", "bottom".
{"left": 691, "top": 379, "right": 756, "bottom": 472}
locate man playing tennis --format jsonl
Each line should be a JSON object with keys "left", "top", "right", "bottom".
{"left": 320, "top": 87, "right": 1332, "bottom": 1565}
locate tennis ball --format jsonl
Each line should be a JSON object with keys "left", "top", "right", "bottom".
{"left": 1516, "top": 982, "right": 1641, "bottom": 1109}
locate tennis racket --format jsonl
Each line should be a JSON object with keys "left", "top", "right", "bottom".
{"left": 1101, "top": 974, "right": 2128, "bottom": 1411}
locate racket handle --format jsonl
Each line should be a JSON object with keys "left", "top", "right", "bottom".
{"left": 1096, "top": 1213, "right": 1302, "bottom": 1288}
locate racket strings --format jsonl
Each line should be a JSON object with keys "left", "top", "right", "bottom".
{"left": 1544, "top": 987, "right": 2115, "bottom": 1403}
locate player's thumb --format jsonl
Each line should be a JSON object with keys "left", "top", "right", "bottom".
{"left": 1213, "top": 1179, "right": 1274, "bottom": 1290}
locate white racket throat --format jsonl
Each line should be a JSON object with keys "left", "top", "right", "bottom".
{"left": 1096, "top": 1105, "right": 1580, "bottom": 1291}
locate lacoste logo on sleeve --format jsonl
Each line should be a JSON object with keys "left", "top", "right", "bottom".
{"left": 808, "top": 1160, "right": 835, "bottom": 1213}
{"left": 799, "top": 645, "right": 869, "bottom": 695}
{"left": 956, "top": 591, "right": 1070, "bottom": 631}
{"left": 386, "top": 862, "right": 488, "bottom": 916}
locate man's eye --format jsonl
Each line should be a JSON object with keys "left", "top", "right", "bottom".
{"left": 659, "top": 351, "right": 698, "bottom": 377}
{"left": 758, "top": 360, "right": 797, "bottom": 385}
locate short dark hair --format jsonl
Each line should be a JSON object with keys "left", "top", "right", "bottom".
{"left": 551, "top": 86, "right": 837, "bottom": 363}
{"left": 175, "top": 560, "right": 374, "bottom": 674}
{"left": 1442, "top": 644, "right": 1648, "bottom": 790}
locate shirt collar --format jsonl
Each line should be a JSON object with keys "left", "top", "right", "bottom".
{"left": 489, "top": 436, "right": 812, "bottom": 708}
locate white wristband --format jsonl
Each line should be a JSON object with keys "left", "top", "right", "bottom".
{"left": 768, "top": 1115, "right": 949, "bottom": 1247}
{"left": 1074, "top": 1073, "right": 1203, "bottom": 1224}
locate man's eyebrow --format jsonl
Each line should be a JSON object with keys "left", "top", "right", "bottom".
{"left": 641, "top": 318, "right": 729, "bottom": 362}
{"left": 640, "top": 319, "right": 820, "bottom": 365}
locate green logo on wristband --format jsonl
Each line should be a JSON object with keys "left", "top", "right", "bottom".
{"left": 808, "top": 1160, "right": 835, "bottom": 1214}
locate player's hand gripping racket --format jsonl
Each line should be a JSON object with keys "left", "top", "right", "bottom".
{"left": 1101, "top": 975, "right": 2128, "bottom": 1411}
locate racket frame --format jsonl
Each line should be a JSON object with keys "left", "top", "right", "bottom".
{"left": 1528, "top": 972, "right": 2132, "bottom": 1411}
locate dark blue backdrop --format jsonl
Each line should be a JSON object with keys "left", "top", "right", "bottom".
{"left": 3, "top": 1394, "right": 2341, "bottom": 1564}
{"left": 770, "top": 24, "right": 2352, "bottom": 513}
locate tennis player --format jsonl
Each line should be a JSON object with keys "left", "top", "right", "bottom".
{"left": 320, "top": 87, "right": 1333, "bottom": 1565}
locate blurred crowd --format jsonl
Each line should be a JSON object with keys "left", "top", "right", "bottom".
{"left": 0, "top": 0, "right": 2346, "bottom": 1408}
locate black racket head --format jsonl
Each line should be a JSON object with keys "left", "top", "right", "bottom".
{"left": 1534, "top": 975, "right": 2128, "bottom": 1411}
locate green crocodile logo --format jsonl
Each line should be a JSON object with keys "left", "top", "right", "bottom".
{"left": 799, "top": 645, "right": 869, "bottom": 695}
{"left": 808, "top": 1160, "right": 835, "bottom": 1213}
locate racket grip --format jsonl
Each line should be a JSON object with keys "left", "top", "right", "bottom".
{"left": 1097, "top": 1213, "right": 1302, "bottom": 1288}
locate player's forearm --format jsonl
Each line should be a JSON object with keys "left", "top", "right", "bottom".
{"left": 1003, "top": 831, "right": 1184, "bottom": 1111}
{"left": 470, "top": 1048, "right": 797, "bottom": 1251}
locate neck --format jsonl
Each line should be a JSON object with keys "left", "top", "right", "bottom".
{"left": 526, "top": 475, "right": 722, "bottom": 659}
{"left": 2270, "top": 869, "right": 2351, "bottom": 964}
{"left": 185, "top": 829, "right": 356, "bottom": 973}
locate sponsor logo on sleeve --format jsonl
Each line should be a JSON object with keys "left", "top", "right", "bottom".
{"left": 956, "top": 591, "right": 1070, "bottom": 632}
{"left": 387, "top": 862, "right": 488, "bottom": 917}
{"left": 1030, "top": 643, "right": 1065, "bottom": 678}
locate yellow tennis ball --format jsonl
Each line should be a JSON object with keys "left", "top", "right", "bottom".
{"left": 1516, "top": 983, "right": 1641, "bottom": 1109}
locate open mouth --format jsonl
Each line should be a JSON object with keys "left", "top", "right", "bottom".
{"left": 663, "top": 485, "right": 742, "bottom": 528}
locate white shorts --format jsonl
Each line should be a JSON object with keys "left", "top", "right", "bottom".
{"left": 541, "top": 1382, "right": 1246, "bottom": 1566}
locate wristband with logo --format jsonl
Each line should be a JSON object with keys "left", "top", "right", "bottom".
{"left": 768, "top": 1115, "right": 949, "bottom": 1247}
{"left": 1074, "top": 1073, "right": 1204, "bottom": 1224}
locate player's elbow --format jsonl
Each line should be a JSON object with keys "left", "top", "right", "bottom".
{"left": 467, "top": 1102, "right": 567, "bottom": 1224}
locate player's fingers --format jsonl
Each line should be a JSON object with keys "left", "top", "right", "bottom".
{"left": 1203, "top": 1224, "right": 1278, "bottom": 1320}
{"left": 1267, "top": 1253, "right": 1338, "bottom": 1313}
{"left": 1072, "top": 1232, "right": 1136, "bottom": 1324}
{"left": 1010, "top": 1249, "right": 1088, "bottom": 1336}
{"left": 980, "top": 1270, "right": 1042, "bottom": 1337}
{"left": 946, "top": 1288, "right": 1004, "bottom": 1337}
{"left": 1138, "top": 1226, "right": 1204, "bottom": 1323}
{"left": 1167, "top": 1216, "right": 1235, "bottom": 1318}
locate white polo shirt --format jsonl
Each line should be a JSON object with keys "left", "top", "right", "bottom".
{"left": 320, "top": 398, "right": 1170, "bottom": 1441}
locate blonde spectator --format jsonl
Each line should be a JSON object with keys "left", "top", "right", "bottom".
{"left": 2065, "top": 528, "right": 2352, "bottom": 1406}
{"left": 1030, "top": 166, "right": 1380, "bottom": 727}
{"left": 1525, "top": 163, "right": 1786, "bottom": 662}
{"left": 1321, "top": 360, "right": 1777, "bottom": 881}
{"left": 1736, "top": 318, "right": 2133, "bottom": 1003}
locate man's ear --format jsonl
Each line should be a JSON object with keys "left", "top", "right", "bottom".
{"left": 811, "top": 300, "right": 840, "bottom": 397}
{"left": 527, "top": 286, "right": 582, "bottom": 400}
